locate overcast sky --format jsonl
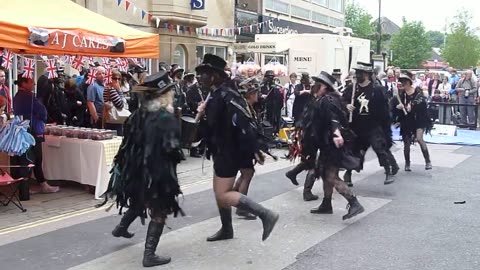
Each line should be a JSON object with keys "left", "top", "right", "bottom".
{"left": 351, "top": 0, "right": 480, "bottom": 32}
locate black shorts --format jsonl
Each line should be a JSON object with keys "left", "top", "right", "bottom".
{"left": 237, "top": 157, "right": 255, "bottom": 170}
{"left": 213, "top": 153, "right": 239, "bottom": 178}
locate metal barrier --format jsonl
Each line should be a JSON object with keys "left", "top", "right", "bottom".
{"left": 429, "top": 102, "right": 478, "bottom": 129}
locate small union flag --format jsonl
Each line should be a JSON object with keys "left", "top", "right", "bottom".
{"left": 86, "top": 68, "right": 96, "bottom": 85}
{"left": 22, "top": 58, "right": 35, "bottom": 79}
{"left": 45, "top": 59, "right": 58, "bottom": 79}
{"left": 1, "top": 50, "right": 14, "bottom": 70}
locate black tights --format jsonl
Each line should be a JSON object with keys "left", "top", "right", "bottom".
{"left": 322, "top": 164, "right": 354, "bottom": 200}
{"left": 403, "top": 129, "right": 430, "bottom": 164}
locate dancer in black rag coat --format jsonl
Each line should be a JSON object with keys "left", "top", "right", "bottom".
{"left": 305, "top": 71, "right": 364, "bottom": 220}
{"left": 342, "top": 62, "right": 399, "bottom": 186}
{"left": 101, "top": 71, "right": 185, "bottom": 268}
{"left": 195, "top": 54, "right": 279, "bottom": 242}
{"left": 391, "top": 72, "right": 433, "bottom": 171}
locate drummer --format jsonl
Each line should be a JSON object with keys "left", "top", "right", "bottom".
{"left": 184, "top": 72, "right": 204, "bottom": 158}
{"left": 232, "top": 77, "right": 262, "bottom": 220}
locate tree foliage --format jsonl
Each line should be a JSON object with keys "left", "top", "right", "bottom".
{"left": 426, "top": 30, "right": 445, "bottom": 48}
{"left": 390, "top": 19, "right": 431, "bottom": 68}
{"left": 442, "top": 10, "right": 480, "bottom": 69}
{"left": 345, "top": 2, "right": 374, "bottom": 39}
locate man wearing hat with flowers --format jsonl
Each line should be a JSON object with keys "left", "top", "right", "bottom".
{"left": 195, "top": 54, "right": 279, "bottom": 242}
{"left": 303, "top": 71, "right": 364, "bottom": 219}
{"left": 342, "top": 61, "right": 399, "bottom": 185}
{"left": 103, "top": 71, "right": 185, "bottom": 267}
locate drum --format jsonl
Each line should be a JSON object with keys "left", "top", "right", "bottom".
{"left": 181, "top": 115, "right": 199, "bottom": 148}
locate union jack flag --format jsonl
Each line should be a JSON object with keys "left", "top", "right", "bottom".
{"left": 72, "top": 55, "right": 84, "bottom": 70}
{"left": 102, "top": 57, "right": 110, "bottom": 68}
{"left": 45, "top": 59, "right": 58, "bottom": 79}
{"left": 1, "top": 50, "right": 14, "bottom": 70}
{"left": 117, "top": 58, "right": 128, "bottom": 72}
{"left": 22, "top": 58, "right": 35, "bottom": 79}
{"left": 85, "top": 68, "right": 96, "bottom": 85}
{"left": 104, "top": 68, "right": 112, "bottom": 85}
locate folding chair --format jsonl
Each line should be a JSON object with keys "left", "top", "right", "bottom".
{"left": 0, "top": 165, "right": 33, "bottom": 213}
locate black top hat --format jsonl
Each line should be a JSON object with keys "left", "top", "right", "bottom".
{"left": 195, "top": 54, "right": 228, "bottom": 78}
{"left": 312, "top": 71, "right": 337, "bottom": 91}
{"left": 353, "top": 62, "right": 374, "bottom": 73}
{"left": 332, "top": 69, "right": 342, "bottom": 75}
{"left": 301, "top": 72, "right": 310, "bottom": 78}
{"left": 183, "top": 72, "right": 195, "bottom": 78}
{"left": 133, "top": 70, "right": 176, "bottom": 95}
{"left": 264, "top": 70, "right": 275, "bottom": 77}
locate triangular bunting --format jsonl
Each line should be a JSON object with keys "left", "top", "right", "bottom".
{"left": 133, "top": 6, "right": 137, "bottom": 15}
{"left": 117, "top": 0, "right": 122, "bottom": 6}
{"left": 141, "top": 10, "right": 147, "bottom": 20}
{"left": 125, "top": 0, "right": 131, "bottom": 10}
{"left": 147, "top": 14, "right": 153, "bottom": 23}
{"left": 156, "top": 17, "right": 161, "bottom": 28}
{"left": 176, "top": 25, "right": 180, "bottom": 33}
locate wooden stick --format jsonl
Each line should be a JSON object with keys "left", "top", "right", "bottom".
{"left": 396, "top": 93, "right": 408, "bottom": 115}
{"left": 348, "top": 81, "right": 356, "bottom": 123}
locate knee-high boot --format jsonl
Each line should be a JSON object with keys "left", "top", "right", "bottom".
{"left": 285, "top": 162, "right": 308, "bottom": 186}
{"left": 343, "top": 170, "right": 353, "bottom": 187}
{"left": 237, "top": 195, "right": 279, "bottom": 241}
{"left": 142, "top": 221, "right": 171, "bottom": 267}
{"left": 404, "top": 144, "right": 411, "bottom": 171}
{"left": 207, "top": 207, "right": 234, "bottom": 242}
{"left": 303, "top": 170, "right": 319, "bottom": 201}
{"left": 421, "top": 147, "right": 432, "bottom": 170}
{"left": 112, "top": 208, "right": 138, "bottom": 239}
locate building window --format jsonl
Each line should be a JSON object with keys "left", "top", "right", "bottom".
{"left": 330, "top": 17, "right": 344, "bottom": 27}
{"left": 312, "top": 0, "right": 327, "bottom": 7}
{"left": 173, "top": 45, "right": 187, "bottom": 69}
{"left": 196, "top": 45, "right": 227, "bottom": 62}
{"left": 329, "top": 0, "right": 343, "bottom": 12}
{"left": 265, "top": 0, "right": 290, "bottom": 14}
{"left": 312, "top": 11, "right": 329, "bottom": 25}
{"left": 291, "top": 5, "right": 310, "bottom": 20}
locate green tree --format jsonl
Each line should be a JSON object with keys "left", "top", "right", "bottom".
{"left": 344, "top": 2, "right": 374, "bottom": 39}
{"left": 390, "top": 19, "right": 431, "bottom": 68}
{"left": 442, "top": 10, "right": 480, "bottom": 69}
{"left": 426, "top": 30, "right": 445, "bottom": 48}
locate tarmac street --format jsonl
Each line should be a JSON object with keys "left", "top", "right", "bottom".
{"left": 0, "top": 144, "right": 478, "bottom": 270}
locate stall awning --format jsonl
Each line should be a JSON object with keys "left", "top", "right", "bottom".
{"left": 0, "top": 0, "right": 159, "bottom": 58}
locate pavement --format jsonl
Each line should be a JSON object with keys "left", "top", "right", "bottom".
{"left": 0, "top": 143, "right": 479, "bottom": 270}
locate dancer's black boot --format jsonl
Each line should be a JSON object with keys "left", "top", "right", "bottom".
{"left": 343, "top": 170, "right": 353, "bottom": 187}
{"left": 285, "top": 162, "right": 308, "bottom": 186}
{"left": 112, "top": 208, "right": 137, "bottom": 239}
{"left": 303, "top": 171, "right": 319, "bottom": 201}
{"left": 310, "top": 197, "right": 333, "bottom": 214}
{"left": 342, "top": 197, "right": 365, "bottom": 220}
{"left": 237, "top": 195, "right": 279, "bottom": 241}
{"left": 207, "top": 207, "right": 234, "bottom": 242}
{"left": 422, "top": 148, "right": 432, "bottom": 170}
{"left": 236, "top": 208, "right": 257, "bottom": 220}
{"left": 142, "top": 221, "right": 171, "bottom": 267}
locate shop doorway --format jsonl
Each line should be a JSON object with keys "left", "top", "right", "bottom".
{"left": 173, "top": 44, "right": 187, "bottom": 69}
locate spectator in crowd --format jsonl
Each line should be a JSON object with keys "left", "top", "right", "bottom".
{"left": 64, "top": 78, "right": 86, "bottom": 127}
{"left": 394, "top": 68, "right": 401, "bottom": 80}
{"left": 12, "top": 76, "right": 60, "bottom": 194}
{"left": 456, "top": 70, "right": 478, "bottom": 125}
{"left": 0, "top": 69, "right": 12, "bottom": 117}
{"left": 428, "top": 73, "right": 441, "bottom": 97}
{"left": 438, "top": 76, "right": 452, "bottom": 101}
{"left": 292, "top": 73, "right": 311, "bottom": 123}
{"left": 87, "top": 66, "right": 106, "bottom": 128}
{"left": 103, "top": 69, "right": 127, "bottom": 136}
{"left": 284, "top": 73, "right": 297, "bottom": 118}
{"left": 448, "top": 69, "right": 460, "bottom": 90}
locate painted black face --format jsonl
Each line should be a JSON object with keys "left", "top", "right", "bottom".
{"left": 355, "top": 70, "right": 366, "bottom": 84}
{"left": 198, "top": 71, "right": 214, "bottom": 89}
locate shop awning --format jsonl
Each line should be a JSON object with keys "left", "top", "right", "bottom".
{"left": 0, "top": 0, "right": 159, "bottom": 58}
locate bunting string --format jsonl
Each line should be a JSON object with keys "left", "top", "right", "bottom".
{"left": 111, "top": 0, "right": 279, "bottom": 37}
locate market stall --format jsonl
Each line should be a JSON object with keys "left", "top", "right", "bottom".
{"left": 0, "top": 0, "right": 159, "bottom": 199}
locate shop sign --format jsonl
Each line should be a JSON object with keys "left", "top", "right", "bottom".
{"left": 191, "top": 0, "right": 205, "bottom": 10}
{"left": 27, "top": 27, "right": 125, "bottom": 54}
{"left": 234, "top": 42, "right": 277, "bottom": 53}
{"left": 261, "top": 16, "right": 332, "bottom": 35}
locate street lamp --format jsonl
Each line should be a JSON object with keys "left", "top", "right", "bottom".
{"left": 376, "top": 0, "right": 382, "bottom": 54}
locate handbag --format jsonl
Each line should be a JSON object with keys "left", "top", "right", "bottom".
{"left": 104, "top": 89, "right": 131, "bottom": 124}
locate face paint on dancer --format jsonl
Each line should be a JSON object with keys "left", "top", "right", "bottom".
{"left": 355, "top": 70, "right": 366, "bottom": 84}
{"left": 198, "top": 71, "right": 215, "bottom": 89}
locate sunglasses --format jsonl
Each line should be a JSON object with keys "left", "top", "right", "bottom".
{"left": 112, "top": 77, "right": 121, "bottom": 80}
